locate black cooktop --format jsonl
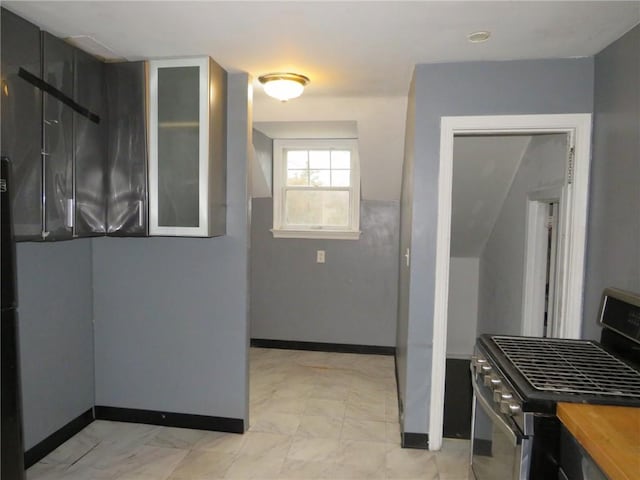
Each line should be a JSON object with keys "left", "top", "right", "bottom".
{"left": 492, "top": 336, "right": 640, "bottom": 397}
{"left": 478, "top": 334, "right": 640, "bottom": 413}
{"left": 477, "top": 288, "right": 640, "bottom": 413}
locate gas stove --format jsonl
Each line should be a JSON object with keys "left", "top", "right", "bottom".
{"left": 470, "top": 288, "right": 640, "bottom": 480}
{"left": 476, "top": 333, "right": 640, "bottom": 414}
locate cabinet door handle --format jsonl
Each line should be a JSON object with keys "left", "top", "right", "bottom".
{"left": 138, "top": 200, "right": 144, "bottom": 227}
{"left": 65, "top": 198, "right": 74, "bottom": 229}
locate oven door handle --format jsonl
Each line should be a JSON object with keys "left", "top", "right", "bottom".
{"left": 472, "top": 377, "right": 522, "bottom": 446}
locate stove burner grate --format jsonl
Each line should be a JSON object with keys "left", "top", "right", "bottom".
{"left": 492, "top": 336, "right": 640, "bottom": 397}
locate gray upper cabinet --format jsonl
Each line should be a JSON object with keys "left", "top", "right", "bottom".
{"left": 3, "top": 9, "right": 227, "bottom": 241}
{"left": 74, "top": 48, "right": 106, "bottom": 237}
{"left": 42, "top": 32, "right": 75, "bottom": 241}
{"left": 104, "top": 61, "right": 148, "bottom": 236}
{"left": 42, "top": 32, "right": 107, "bottom": 240}
{"left": 148, "top": 57, "right": 227, "bottom": 237}
{"left": 1, "top": 8, "right": 43, "bottom": 241}
{"left": 1, "top": 18, "right": 106, "bottom": 242}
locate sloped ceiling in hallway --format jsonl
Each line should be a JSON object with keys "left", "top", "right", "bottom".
{"left": 451, "top": 135, "right": 532, "bottom": 257}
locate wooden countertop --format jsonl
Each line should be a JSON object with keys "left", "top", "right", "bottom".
{"left": 557, "top": 403, "right": 640, "bottom": 480}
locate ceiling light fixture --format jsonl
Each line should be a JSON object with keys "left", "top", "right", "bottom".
{"left": 467, "top": 31, "right": 491, "bottom": 43}
{"left": 258, "top": 72, "right": 310, "bottom": 102}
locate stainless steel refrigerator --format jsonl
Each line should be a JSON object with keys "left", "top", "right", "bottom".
{"left": 1, "top": 156, "right": 26, "bottom": 479}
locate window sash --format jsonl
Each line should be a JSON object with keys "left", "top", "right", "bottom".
{"left": 273, "top": 138, "right": 360, "bottom": 238}
{"left": 283, "top": 188, "right": 352, "bottom": 230}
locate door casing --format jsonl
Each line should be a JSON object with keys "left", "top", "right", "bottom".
{"left": 430, "top": 114, "right": 592, "bottom": 450}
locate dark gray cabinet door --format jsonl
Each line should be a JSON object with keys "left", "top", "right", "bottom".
{"left": 105, "top": 61, "right": 148, "bottom": 236}
{"left": 42, "top": 32, "right": 74, "bottom": 241}
{"left": 74, "top": 48, "right": 106, "bottom": 236}
{"left": 1, "top": 8, "right": 43, "bottom": 241}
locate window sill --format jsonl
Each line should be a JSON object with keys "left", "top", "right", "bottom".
{"left": 271, "top": 229, "right": 361, "bottom": 240}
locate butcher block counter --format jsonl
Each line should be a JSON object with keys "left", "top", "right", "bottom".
{"left": 557, "top": 403, "right": 640, "bottom": 480}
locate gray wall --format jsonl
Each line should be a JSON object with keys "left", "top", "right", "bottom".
{"left": 397, "top": 58, "right": 594, "bottom": 438}
{"left": 583, "top": 25, "right": 640, "bottom": 340}
{"left": 251, "top": 128, "right": 272, "bottom": 198}
{"left": 396, "top": 76, "right": 415, "bottom": 427}
{"left": 477, "top": 134, "right": 567, "bottom": 337}
{"left": 16, "top": 240, "right": 94, "bottom": 449}
{"left": 447, "top": 257, "right": 479, "bottom": 358}
{"left": 250, "top": 198, "right": 399, "bottom": 347}
{"left": 92, "top": 73, "right": 251, "bottom": 423}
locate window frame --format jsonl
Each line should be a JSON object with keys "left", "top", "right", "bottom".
{"left": 272, "top": 138, "right": 361, "bottom": 240}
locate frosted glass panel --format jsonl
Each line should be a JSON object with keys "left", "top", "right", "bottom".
{"left": 157, "top": 66, "right": 200, "bottom": 227}
{"left": 285, "top": 190, "right": 350, "bottom": 226}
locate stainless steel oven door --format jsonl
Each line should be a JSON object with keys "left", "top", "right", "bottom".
{"left": 470, "top": 378, "right": 531, "bottom": 480}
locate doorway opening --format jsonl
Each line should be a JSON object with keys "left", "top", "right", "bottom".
{"left": 431, "top": 114, "right": 592, "bottom": 450}
{"left": 543, "top": 201, "right": 560, "bottom": 338}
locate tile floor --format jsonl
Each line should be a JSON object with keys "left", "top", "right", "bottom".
{"left": 27, "top": 348, "right": 472, "bottom": 479}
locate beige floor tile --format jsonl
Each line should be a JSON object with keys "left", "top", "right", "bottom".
{"left": 250, "top": 372, "right": 287, "bottom": 387}
{"left": 26, "top": 463, "right": 69, "bottom": 480}
{"left": 28, "top": 349, "right": 472, "bottom": 480}
{"left": 271, "top": 383, "right": 316, "bottom": 399}
{"left": 279, "top": 372, "right": 320, "bottom": 386}
{"left": 260, "top": 396, "right": 307, "bottom": 415}
{"left": 334, "top": 440, "right": 392, "bottom": 468}
{"left": 435, "top": 446, "right": 472, "bottom": 479}
{"left": 296, "top": 415, "right": 343, "bottom": 439}
{"left": 345, "top": 399, "right": 386, "bottom": 422}
{"left": 278, "top": 459, "right": 334, "bottom": 480}
{"left": 237, "top": 431, "right": 292, "bottom": 458}
{"left": 340, "top": 417, "right": 387, "bottom": 442}
{"left": 249, "top": 412, "right": 300, "bottom": 435}
{"left": 45, "top": 464, "right": 111, "bottom": 480}
{"left": 385, "top": 394, "right": 400, "bottom": 421}
{"left": 65, "top": 444, "right": 186, "bottom": 480}
{"left": 116, "top": 446, "right": 189, "bottom": 480}
{"left": 438, "top": 472, "right": 473, "bottom": 480}
{"left": 385, "top": 422, "right": 401, "bottom": 444}
{"left": 287, "top": 437, "right": 341, "bottom": 463}
{"left": 145, "top": 426, "right": 209, "bottom": 449}
{"left": 37, "top": 432, "right": 98, "bottom": 466}
{"left": 81, "top": 421, "right": 159, "bottom": 446}
{"left": 322, "top": 462, "right": 386, "bottom": 479}
{"left": 304, "top": 398, "right": 346, "bottom": 418}
{"left": 167, "top": 450, "right": 235, "bottom": 480}
{"left": 192, "top": 431, "right": 246, "bottom": 454}
{"left": 223, "top": 454, "right": 285, "bottom": 479}
{"left": 385, "top": 447, "right": 439, "bottom": 479}
{"left": 308, "top": 384, "right": 350, "bottom": 400}
{"left": 347, "top": 389, "right": 387, "bottom": 405}
{"left": 249, "top": 384, "right": 276, "bottom": 402}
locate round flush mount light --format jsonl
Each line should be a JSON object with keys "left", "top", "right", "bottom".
{"left": 467, "top": 31, "right": 491, "bottom": 43}
{"left": 258, "top": 72, "right": 310, "bottom": 102}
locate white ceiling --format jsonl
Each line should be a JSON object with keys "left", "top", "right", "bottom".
{"left": 5, "top": 1, "right": 640, "bottom": 98}
{"left": 5, "top": 1, "right": 638, "bottom": 203}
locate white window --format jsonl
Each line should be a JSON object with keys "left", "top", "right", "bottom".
{"left": 272, "top": 139, "right": 360, "bottom": 239}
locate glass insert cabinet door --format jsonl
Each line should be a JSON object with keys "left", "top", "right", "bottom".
{"left": 148, "top": 57, "right": 213, "bottom": 236}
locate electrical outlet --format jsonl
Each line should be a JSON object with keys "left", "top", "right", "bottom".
{"left": 316, "top": 250, "right": 325, "bottom": 263}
